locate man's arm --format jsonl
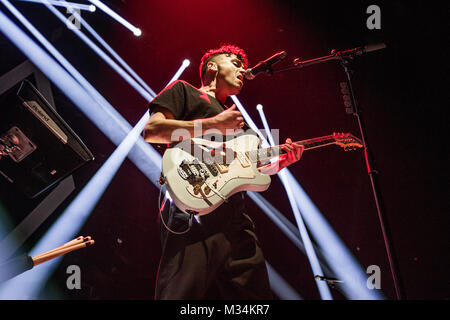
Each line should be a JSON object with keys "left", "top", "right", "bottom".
{"left": 144, "top": 105, "right": 245, "bottom": 144}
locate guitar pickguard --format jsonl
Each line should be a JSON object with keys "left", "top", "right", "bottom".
{"left": 162, "top": 134, "right": 272, "bottom": 215}
{"left": 185, "top": 158, "right": 256, "bottom": 200}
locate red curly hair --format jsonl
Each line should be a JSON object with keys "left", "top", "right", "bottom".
{"left": 199, "top": 44, "right": 248, "bottom": 84}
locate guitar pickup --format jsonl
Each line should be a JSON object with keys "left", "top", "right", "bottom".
{"left": 177, "top": 161, "right": 192, "bottom": 180}
{"left": 236, "top": 151, "right": 251, "bottom": 168}
{"left": 215, "top": 163, "right": 229, "bottom": 174}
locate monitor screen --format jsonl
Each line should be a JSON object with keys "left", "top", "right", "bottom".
{"left": 0, "top": 80, "right": 94, "bottom": 198}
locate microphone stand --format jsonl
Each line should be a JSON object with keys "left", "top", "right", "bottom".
{"left": 273, "top": 44, "right": 406, "bottom": 300}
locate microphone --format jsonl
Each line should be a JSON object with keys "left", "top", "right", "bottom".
{"left": 355, "top": 42, "right": 386, "bottom": 55}
{"left": 245, "top": 51, "right": 287, "bottom": 80}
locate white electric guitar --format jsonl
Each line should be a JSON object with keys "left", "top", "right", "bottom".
{"left": 161, "top": 132, "right": 362, "bottom": 216}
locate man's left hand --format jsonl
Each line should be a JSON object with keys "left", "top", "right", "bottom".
{"left": 257, "top": 138, "right": 304, "bottom": 176}
{"left": 279, "top": 138, "right": 304, "bottom": 168}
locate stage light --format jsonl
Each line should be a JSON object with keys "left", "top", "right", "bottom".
{"left": 266, "top": 261, "right": 303, "bottom": 300}
{"left": 256, "top": 104, "right": 277, "bottom": 147}
{"left": 165, "top": 59, "right": 191, "bottom": 87}
{"left": 59, "top": 0, "right": 155, "bottom": 97}
{"left": 59, "top": 0, "right": 155, "bottom": 96}
{"left": 87, "top": 0, "right": 142, "bottom": 36}
{"left": 230, "top": 96, "right": 269, "bottom": 147}
{"left": 15, "top": 0, "right": 96, "bottom": 12}
{"left": 133, "top": 28, "right": 142, "bottom": 37}
{"left": 39, "top": 0, "right": 153, "bottom": 102}
{"left": 256, "top": 104, "right": 333, "bottom": 300}
{"left": 0, "top": 204, "right": 14, "bottom": 245}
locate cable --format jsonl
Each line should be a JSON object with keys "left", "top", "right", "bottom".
{"left": 157, "top": 178, "right": 193, "bottom": 235}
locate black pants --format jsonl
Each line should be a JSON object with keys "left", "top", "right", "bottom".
{"left": 155, "top": 194, "right": 273, "bottom": 300}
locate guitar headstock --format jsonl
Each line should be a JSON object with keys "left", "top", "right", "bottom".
{"left": 332, "top": 132, "right": 363, "bottom": 151}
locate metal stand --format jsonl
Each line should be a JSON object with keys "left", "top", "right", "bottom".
{"left": 273, "top": 44, "right": 406, "bottom": 300}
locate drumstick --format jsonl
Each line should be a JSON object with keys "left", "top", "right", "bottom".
{"left": 32, "top": 240, "right": 95, "bottom": 266}
{"left": 58, "top": 236, "right": 91, "bottom": 250}
{"left": 33, "top": 241, "right": 94, "bottom": 266}
{"left": 33, "top": 236, "right": 86, "bottom": 260}
{"left": 33, "top": 236, "right": 92, "bottom": 260}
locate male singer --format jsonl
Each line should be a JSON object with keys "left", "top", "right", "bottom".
{"left": 144, "top": 44, "right": 303, "bottom": 299}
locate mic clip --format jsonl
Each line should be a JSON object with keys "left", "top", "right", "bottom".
{"left": 245, "top": 51, "right": 287, "bottom": 80}
{"left": 258, "top": 62, "right": 275, "bottom": 76}
{"left": 314, "top": 275, "right": 343, "bottom": 287}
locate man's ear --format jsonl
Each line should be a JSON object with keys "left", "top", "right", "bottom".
{"left": 207, "top": 61, "right": 218, "bottom": 72}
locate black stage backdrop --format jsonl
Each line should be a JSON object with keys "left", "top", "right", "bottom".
{"left": 0, "top": 0, "right": 447, "bottom": 302}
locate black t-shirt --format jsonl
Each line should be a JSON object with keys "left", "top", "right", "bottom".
{"left": 149, "top": 80, "right": 227, "bottom": 121}
{"left": 148, "top": 80, "right": 250, "bottom": 234}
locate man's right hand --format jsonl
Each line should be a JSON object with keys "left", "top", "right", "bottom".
{"left": 145, "top": 105, "right": 245, "bottom": 144}
{"left": 210, "top": 104, "right": 245, "bottom": 133}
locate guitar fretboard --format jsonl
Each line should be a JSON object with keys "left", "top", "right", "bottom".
{"left": 247, "top": 135, "right": 337, "bottom": 163}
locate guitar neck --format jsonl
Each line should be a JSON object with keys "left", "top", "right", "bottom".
{"left": 248, "top": 135, "right": 336, "bottom": 163}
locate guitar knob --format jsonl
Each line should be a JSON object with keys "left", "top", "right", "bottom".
{"left": 193, "top": 185, "right": 201, "bottom": 195}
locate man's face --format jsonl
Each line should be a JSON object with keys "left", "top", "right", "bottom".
{"left": 212, "top": 53, "right": 246, "bottom": 95}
